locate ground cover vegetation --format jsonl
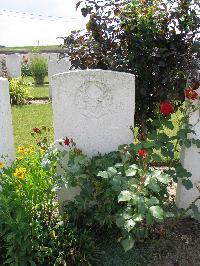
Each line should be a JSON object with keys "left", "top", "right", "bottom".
{"left": 1, "top": 82, "right": 200, "bottom": 265}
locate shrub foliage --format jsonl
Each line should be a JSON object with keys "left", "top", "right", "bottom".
{"left": 64, "top": 0, "right": 200, "bottom": 129}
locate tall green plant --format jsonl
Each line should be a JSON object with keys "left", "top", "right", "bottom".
{"left": 30, "top": 56, "right": 48, "bottom": 85}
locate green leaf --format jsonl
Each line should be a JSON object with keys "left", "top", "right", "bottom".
{"left": 146, "top": 212, "right": 154, "bottom": 225}
{"left": 143, "top": 141, "right": 155, "bottom": 149}
{"left": 145, "top": 177, "right": 160, "bottom": 192}
{"left": 97, "top": 171, "right": 109, "bottom": 179}
{"left": 121, "top": 235, "right": 135, "bottom": 252}
{"left": 184, "top": 139, "right": 191, "bottom": 148}
{"left": 156, "top": 173, "right": 171, "bottom": 184}
{"left": 118, "top": 190, "right": 132, "bottom": 202}
{"left": 124, "top": 219, "right": 136, "bottom": 232}
{"left": 182, "top": 179, "right": 193, "bottom": 190}
{"left": 125, "top": 165, "right": 137, "bottom": 177}
{"left": 149, "top": 206, "right": 164, "bottom": 220}
{"left": 107, "top": 167, "right": 118, "bottom": 176}
{"left": 151, "top": 154, "right": 162, "bottom": 162}
{"left": 165, "top": 120, "right": 174, "bottom": 129}
{"left": 175, "top": 165, "right": 192, "bottom": 178}
{"left": 147, "top": 197, "right": 159, "bottom": 206}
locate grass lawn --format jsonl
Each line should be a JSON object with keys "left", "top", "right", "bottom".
{"left": 23, "top": 76, "right": 49, "bottom": 99}
{"left": 12, "top": 103, "right": 54, "bottom": 149}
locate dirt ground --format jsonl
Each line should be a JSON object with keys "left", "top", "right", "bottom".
{"left": 151, "top": 218, "right": 200, "bottom": 266}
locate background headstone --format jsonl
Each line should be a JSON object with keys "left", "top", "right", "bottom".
{"left": 176, "top": 87, "right": 200, "bottom": 209}
{"left": 48, "top": 57, "right": 71, "bottom": 98}
{"left": 6, "top": 54, "right": 22, "bottom": 77}
{"left": 0, "top": 78, "right": 15, "bottom": 165}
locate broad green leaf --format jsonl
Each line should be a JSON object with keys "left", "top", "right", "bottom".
{"left": 182, "top": 179, "right": 193, "bottom": 190}
{"left": 146, "top": 178, "right": 160, "bottom": 192}
{"left": 118, "top": 190, "right": 132, "bottom": 202}
{"left": 97, "top": 171, "right": 109, "bottom": 179}
{"left": 107, "top": 167, "right": 118, "bottom": 176}
{"left": 147, "top": 197, "right": 159, "bottom": 206}
{"left": 184, "top": 139, "right": 191, "bottom": 148}
{"left": 175, "top": 165, "right": 192, "bottom": 178}
{"left": 165, "top": 120, "right": 174, "bottom": 129}
{"left": 149, "top": 206, "right": 164, "bottom": 220}
{"left": 146, "top": 212, "right": 154, "bottom": 225}
{"left": 125, "top": 168, "right": 137, "bottom": 177}
{"left": 124, "top": 219, "right": 136, "bottom": 232}
{"left": 121, "top": 235, "right": 135, "bottom": 252}
{"left": 143, "top": 141, "right": 155, "bottom": 149}
{"left": 156, "top": 173, "right": 171, "bottom": 184}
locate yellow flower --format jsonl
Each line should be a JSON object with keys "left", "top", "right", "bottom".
{"left": 0, "top": 161, "right": 5, "bottom": 169}
{"left": 14, "top": 167, "right": 27, "bottom": 180}
{"left": 17, "top": 146, "right": 26, "bottom": 154}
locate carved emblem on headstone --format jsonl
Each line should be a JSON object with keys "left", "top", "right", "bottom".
{"left": 75, "top": 81, "right": 113, "bottom": 118}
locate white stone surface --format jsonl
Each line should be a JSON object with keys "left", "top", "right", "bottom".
{"left": 0, "top": 78, "right": 15, "bottom": 164}
{"left": 48, "top": 57, "right": 71, "bottom": 98}
{"left": 6, "top": 54, "right": 22, "bottom": 77}
{"left": 52, "top": 69, "right": 135, "bottom": 157}
{"left": 176, "top": 87, "right": 200, "bottom": 209}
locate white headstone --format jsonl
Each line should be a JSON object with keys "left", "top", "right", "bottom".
{"left": 176, "top": 87, "right": 200, "bottom": 209}
{"left": 6, "top": 54, "right": 22, "bottom": 77}
{"left": 0, "top": 78, "right": 15, "bottom": 165}
{"left": 52, "top": 69, "right": 135, "bottom": 156}
{"left": 48, "top": 57, "right": 71, "bottom": 98}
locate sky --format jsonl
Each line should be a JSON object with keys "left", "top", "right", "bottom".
{"left": 0, "top": 0, "right": 87, "bottom": 47}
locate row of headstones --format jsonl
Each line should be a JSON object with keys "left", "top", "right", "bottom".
{"left": 0, "top": 53, "right": 71, "bottom": 89}
{"left": 0, "top": 70, "right": 200, "bottom": 210}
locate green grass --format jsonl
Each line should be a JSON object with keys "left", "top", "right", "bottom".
{"left": 22, "top": 76, "right": 49, "bottom": 99}
{"left": 27, "top": 85, "right": 49, "bottom": 99}
{"left": 12, "top": 104, "right": 54, "bottom": 149}
{"left": 0, "top": 45, "right": 60, "bottom": 53}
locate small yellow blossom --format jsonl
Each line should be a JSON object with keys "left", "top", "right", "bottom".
{"left": 14, "top": 167, "right": 27, "bottom": 180}
{"left": 17, "top": 146, "right": 26, "bottom": 154}
{"left": 0, "top": 161, "right": 5, "bottom": 169}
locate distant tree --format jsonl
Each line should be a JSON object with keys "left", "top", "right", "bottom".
{"left": 63, "top": 0, "right": 200, "bottom": 132}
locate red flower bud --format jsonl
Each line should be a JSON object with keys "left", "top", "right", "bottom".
{"left": 160, "top": 101, "right": 174, "bottom": 116}
{"left": 32, "top": 127, "right": 41, "bottom": 133}
{"left": 138, "top": 149, "right": 148, "bottom": 158}
{"left": 63, "top": 137, "right": 70, "bottom": 146}
{"left": 185, "top": 87, "right": 198, "bottom": 100}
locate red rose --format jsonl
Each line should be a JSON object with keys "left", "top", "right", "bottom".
{"left": 138, "top": 149, "right": 148, "bottom": 158}
{"left": 63, "top": 137, "right": 70, "bottom": 146}
{"left": 32, "top": 127, "right": 41, "bottom": 133}
{"left": 160, "top": 101, "right": 174, "bottom": 116}
{"left": 185, "top": 87, "right": 198, "bottom": 100}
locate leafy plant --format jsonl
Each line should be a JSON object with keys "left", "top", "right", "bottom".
{"left": 64, "top": 0, "right": 200, "bottom": 132}
{"left": 54, "top": 82, "right": 200, "bottom": 252}
{"left": 21, "top": 63, "right": 31, "bottom": 77}
{"left": 30, "top": 56, "right": 48, "bottom": 85}
{"left": 9, "top": 78, "right": 29, "bottom": 105}
{"left": 0, "top": 131, "right": 98, "bottom": 265}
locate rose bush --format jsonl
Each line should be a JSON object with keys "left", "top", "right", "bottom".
{"left": 52, "top": 81, "right": 200, "bottom": 251}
